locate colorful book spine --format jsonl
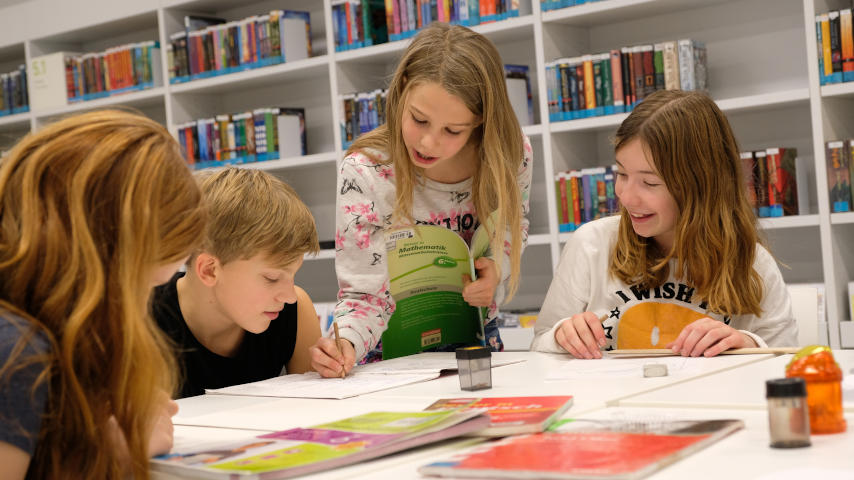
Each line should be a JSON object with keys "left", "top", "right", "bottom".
{"left": 841, "top": 9, "right": 854, "bottom": 81}
{"left": 662, "top": 41, "right": 680, "bottom": 90}
{"left": 827, "top": 141, "right": 851, "bottom": 212}
{"left": 829, "top": 11, "right": 843, "bottom": 83}
{"left": 610, "top": 50, "right": 624, "bottom": 113}
{"left": 755, "top": 150, "right": 769, "bottom": 217}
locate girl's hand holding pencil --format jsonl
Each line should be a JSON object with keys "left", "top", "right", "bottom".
{"left": 554, "top": 312, "right": 609, "bottom": 359}
{"left": 309, "top": 331, "right": 356, "bottom": 378}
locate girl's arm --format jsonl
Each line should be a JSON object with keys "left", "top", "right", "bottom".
{"left": 286, "top": 286, "right": 321, "bottom": 374}
{"left": 667, "top": 246, "right": 798, "bottom": 356}
{"left": 486, "top": 136, "right": 534, "bottom": 312}
{"left": 329, "top": 155, "right": 396, "bottom": 362}
{"left": 0, "top": 443, "right": 30, "bottom": 480}
{"left": 735, "top": 246, "right": 798, "bottom": 347}
{"left": 531, "top": 226, "right": 593, "bottom": 353}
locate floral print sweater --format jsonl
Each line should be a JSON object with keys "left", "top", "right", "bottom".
{"left": 333, "top": 136, "right": 534, "bottom": 361}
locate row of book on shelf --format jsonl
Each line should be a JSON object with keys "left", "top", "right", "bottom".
{"left": 547, "top": 39, "right": 707, "bottom": 122}
{"left": 825, "top": 140, "right": 854, "bottom": 213}
{"left": 540, "top": 0, "right": 605, "bottom": 11}
{"left": 815, "top": 9, "right": 854, "bottom": 85}
{"left": 0, "top": 64, "right": 27, "bottom": 116}
{"left": 340, "top": 64, "right": 533, "bottom": 149}
{"left": 340, "top": 89, "right": 387, "bottom": 150}
{"left": 554, "top": 166, "right": 619, "bottom": 233}
{"left": 24, "top": 41, "right": 161, "bottom": 112}
{"left": 176, "top": 107, "right": 306, "bottom": 170}
{"left": 742, "top": 148, "right": 807, "bottom": 218}
{"left": 63, "top": 41, "right": 161, "bottom": 102}
{"left": 557, "top": 147, "right": 806, "bottom": 232}
{"left": 332, "top": 0, "right": 521, "bottom": 51}
{"left": 166, "top": 11, "right": 311, "bottom": 84}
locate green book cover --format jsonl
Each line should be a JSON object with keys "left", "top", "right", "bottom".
{"left": 381, "top": 221, "right": 493, "bottom": 360}
{"left": 152, "top": 409, "right": 489, "bottom": 479}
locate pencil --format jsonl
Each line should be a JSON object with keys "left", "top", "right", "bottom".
{"left": 608, "top": 347, "right": 802, "bottom": 356}
{"left": 333, "top": 322, "right": 346, "bottom": 379}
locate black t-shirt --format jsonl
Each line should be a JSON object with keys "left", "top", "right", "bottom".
{"left": 151, "top": 273, "right": 298, "bottom": 398}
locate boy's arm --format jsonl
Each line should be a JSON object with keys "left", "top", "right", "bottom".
{"left": 287, "top": 286, "right": 321, "bottom": 374}
{"left": 332, "top": 155, "right": 396, "bottom": 361}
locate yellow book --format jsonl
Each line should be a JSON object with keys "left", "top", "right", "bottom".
{"left": 582, "top": 55, "right": 595, "bottom": 110}
{"left": 821, "top": 13, "right": 833, "bottom": 77}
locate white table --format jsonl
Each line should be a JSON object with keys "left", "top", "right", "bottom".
{"left": 172, "top": 352, "right": 776, "bottom": 431}
{"left": 617, "top": 350, "right": 854, "bottom": 411}
{"left": 160, "top": 351, "right": 854, "bottom": 479}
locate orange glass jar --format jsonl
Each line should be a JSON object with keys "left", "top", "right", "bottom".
{"left": 785, "top": 345, "right": 847, "bottom": 434}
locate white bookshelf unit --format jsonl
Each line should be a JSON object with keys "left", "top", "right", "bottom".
{"left": 0, "top": 0, "right": 852, "bottom": 347}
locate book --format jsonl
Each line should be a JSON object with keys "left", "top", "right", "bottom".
{"left": 424, "top": 396, "right": 574, "bottom": 436}
{"left": 504, "top": 64, "right": 533, "bottom": 126}
{"left": 418, "top": 418, "right": 744, "bottom": 479}
{"left": 765, "top": 147, "right": 800, "bottom": 216}
{"left": 152, "top": 409, "right": 490, "bottom": 479}
{"left": 275, "top": 107, "right": 306, "bottom": 157}
{"left": 380, "top": 219, "right": 497, "bottom": 360}
{"left": 826, "top": 140, "right": 851, "bottom": 212}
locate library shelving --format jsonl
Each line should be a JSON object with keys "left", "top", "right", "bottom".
{"left": 0, "top": 0, "right": 852, "bottom": 346}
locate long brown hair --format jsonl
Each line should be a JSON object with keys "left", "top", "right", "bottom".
{"left": 347, "top": 22, "right": 525, "bottom": 299}
{"left": 0, "top": 110, "right": 205, "bottom": 477}
{"left": 610, "top": 90, "right": 765, "bottom": 316}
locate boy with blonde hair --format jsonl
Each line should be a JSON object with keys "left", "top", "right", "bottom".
{"left": 152, "top": 168, "right": 321, "bottom": 398}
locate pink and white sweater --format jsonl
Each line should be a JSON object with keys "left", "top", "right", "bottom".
{"left": 333, "top": 136, "right": 534, "bottom": 361}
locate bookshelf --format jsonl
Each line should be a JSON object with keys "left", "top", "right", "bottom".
{"left": 0, "top": 0, "right": 852, "bottom": 347}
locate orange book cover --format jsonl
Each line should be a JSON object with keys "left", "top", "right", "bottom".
{"left": 424, "top": 396, "right": 573, "bottom": 437}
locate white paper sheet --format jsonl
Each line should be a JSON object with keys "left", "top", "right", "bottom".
{"left": 205, "top": 372, "right": 441, "bottom": 399}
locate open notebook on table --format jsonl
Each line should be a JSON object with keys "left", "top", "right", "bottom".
{"left": 205, "top": 352, "right": 526, "bottom": 399}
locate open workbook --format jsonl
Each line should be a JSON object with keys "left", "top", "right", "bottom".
{"left": 381, "top": 221, "right": 494, "bottom": 360}
{"left": 152, "top": 409, "right": 489, "bottom": 479}
{"left": 419, "top": 417, "right": 744, "bottom": 479}
{"left": 204, "top": 352, "right": 526, "bottom": 399}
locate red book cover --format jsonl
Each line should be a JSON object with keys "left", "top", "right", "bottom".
{"left": 424, "top": 396, "right": 573, "bottom": 437}
{"left": 765, "top": 147, "right": 799, "bottom": 215}
{"left": 420, "top": 418, "right": 744, "bottom": 479}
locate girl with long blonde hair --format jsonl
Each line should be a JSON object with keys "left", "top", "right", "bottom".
{"left": 310, "top": 22, "right": 533, "bottom": 375}
{"left": 0, "top": 110, "right": 206, "bottom": 478}
{"left": 532, "top": 90, "right": 796, "bottom": 358}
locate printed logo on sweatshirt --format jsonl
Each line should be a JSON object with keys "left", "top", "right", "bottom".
{"left": 603, "top": 282, "right": 731, "bottom": 349}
